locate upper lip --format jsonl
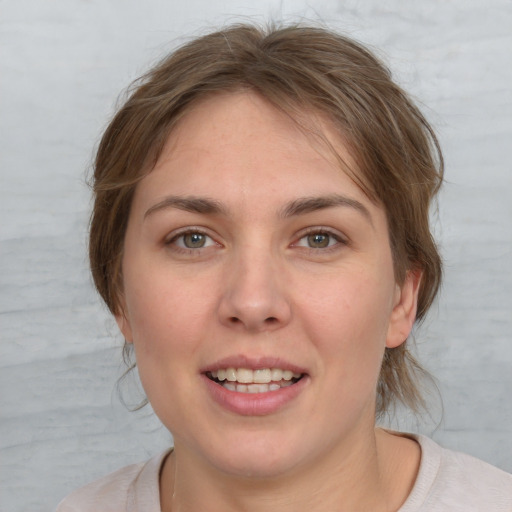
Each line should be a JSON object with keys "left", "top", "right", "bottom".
{"left": 200, "top": 355, "right": 308, "bottom": 375}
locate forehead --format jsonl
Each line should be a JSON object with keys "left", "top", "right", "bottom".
{"left": 168, "top": 92, "right": 343, "bottom": 161}
{"left": 131, "top": 91, "right": 378, "bottom": 219}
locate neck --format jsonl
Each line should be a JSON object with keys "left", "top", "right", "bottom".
{"left": 160, "top": 428, "right": 420, "bottom": 512}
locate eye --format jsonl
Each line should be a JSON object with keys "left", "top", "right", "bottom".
{"left": 169, "top": 230, "right": 216, "bottom": 249}
{"left": 295, "top": 230, "right": 344, "bottom": 249}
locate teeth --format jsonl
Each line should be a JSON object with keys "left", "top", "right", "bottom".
{"left": 271, "top": 368, "right": 283, "bottom": 381}
{"left": 209, "top": 367, "right": 303, "bottom": 392}
{"left": 225, "top": 368, "right": 237, "bottom": 382}
{"left": 211, "top": 367, "right": 302, "bottom": 384}
{"left": 237, "top": 368, "right": 253, "bottom": 383}
{"left": 253, "top": 369, "right": 271, "bottom": 383}
{"left": 283, "top": 370, "right": 293, "bottom": 381}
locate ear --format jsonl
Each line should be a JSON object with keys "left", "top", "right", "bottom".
{"left": 386, "top": 270, "right": 422, "bottom": 349}
{"left": 115, "top": 301, "right": 134, "bottom": 343}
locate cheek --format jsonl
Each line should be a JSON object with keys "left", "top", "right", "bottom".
{"left": 123, "top": 277, "right": 208, "bottom": 418}
{"left": 304, "top": 268, "right": 393, "bottom": 335}
{"left": 123, "top": 263, "right": 223, "bottom": 369}
{"left": 297, "top": 268, "right": 394, "bottom": 374}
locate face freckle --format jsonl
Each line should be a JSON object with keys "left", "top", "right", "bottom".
{"left": 116, "top": 91, "right": 419, "bottom": 478}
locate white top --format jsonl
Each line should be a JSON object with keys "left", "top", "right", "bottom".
{"left": 56, "top": 435, "right": 512, "bottom": 511}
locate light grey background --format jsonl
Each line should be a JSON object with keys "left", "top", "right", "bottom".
{"left": 1, "top": 1, "right": 511, "bottom": 511}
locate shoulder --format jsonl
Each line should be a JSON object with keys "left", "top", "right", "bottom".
{"left": 56, "top": 450, "right": 170, "bottom": 512}
{"left": 400, "top": 434, "right": 512, "bottom": 511}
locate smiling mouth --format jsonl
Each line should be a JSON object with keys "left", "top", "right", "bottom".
{"left": 206, "top": 367, "right": 304, "bottom": 393}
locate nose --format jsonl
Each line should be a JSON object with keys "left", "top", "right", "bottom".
{"left": 217, "top": 246, "right": 292, "bottom": 333}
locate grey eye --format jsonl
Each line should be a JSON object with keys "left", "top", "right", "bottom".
{"left": 182, "top": 233, "right": 207, "bottom": 248}
{"left": 307, "top": 233, "right": 331, "bottom": 248}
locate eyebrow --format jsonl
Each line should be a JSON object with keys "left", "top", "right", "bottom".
{"left": 143, "top": 193, "right": 372, "bottom": 224}
{"left": 144, "top": 196, "right": 227, "bottom": 219}
{"left": 279, "top": 194, "right": 372, "bottom": 223}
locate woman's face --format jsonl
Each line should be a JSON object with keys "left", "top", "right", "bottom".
{"left": 117, "top": 92, "right": 419, "bottom": 477}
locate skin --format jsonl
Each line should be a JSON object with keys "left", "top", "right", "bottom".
{"left": 117, "top": 91, "right": 422, "bottom": 512}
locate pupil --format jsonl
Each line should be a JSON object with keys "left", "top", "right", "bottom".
{"left": 308, "top": 233, "right": 329, "bottom": 248}
{"left": 184, "top": 233, "right": 205, "bottom": 248}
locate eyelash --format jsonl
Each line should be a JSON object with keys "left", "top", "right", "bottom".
{"left": 164, "top": 227, "right": 348, "bottom": 255}
{"left": 294, "top": 228, "right": 348, "bottom": 252}
{"left": 165, "top": 228, "right": 217, "bottom": 253}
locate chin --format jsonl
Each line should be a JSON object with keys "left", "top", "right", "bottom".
{"left": 195, "top": 429, "right": 312, "bottom": 479}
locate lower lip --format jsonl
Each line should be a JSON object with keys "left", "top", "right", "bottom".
{"left": 202, "top": 375, "right": 308, "bottom": 416}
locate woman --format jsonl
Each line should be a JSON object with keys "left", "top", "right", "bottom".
{"left": 58, "top": 23, "right": 511, "bottom": 511}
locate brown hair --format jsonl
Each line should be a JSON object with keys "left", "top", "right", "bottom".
{"left": 89, "top": 23, "right": 443, "bottom": 416}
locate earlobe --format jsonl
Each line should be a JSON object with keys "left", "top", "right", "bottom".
{"left": 386, "top": 270, "right": 422, "bottom": 349}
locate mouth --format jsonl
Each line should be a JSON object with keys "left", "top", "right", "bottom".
{"left": 206, "top": 367, "right": 304, "bottom": 394}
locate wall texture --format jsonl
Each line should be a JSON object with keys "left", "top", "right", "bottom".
{"left": 1, "top": 1, "right": 511, "bottom": 510}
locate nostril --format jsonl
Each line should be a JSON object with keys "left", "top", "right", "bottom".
{"left": 265, "top": 317, "right": 278, "bottom": 323}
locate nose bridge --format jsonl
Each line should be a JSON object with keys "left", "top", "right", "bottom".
{"left": 218, "top": 238, "right": 291, "bottom": 332}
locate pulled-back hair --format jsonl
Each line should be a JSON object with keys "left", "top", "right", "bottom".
{"left": 89, "top": 23, "right": 443, "bottom": 416}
